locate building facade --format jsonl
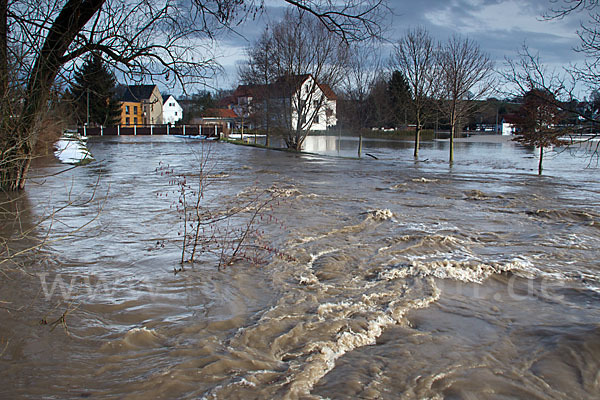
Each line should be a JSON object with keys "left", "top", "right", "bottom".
{"left": 162, "top": 95, "right": 183, "bottom": 125}
{"left": 117, "top": 85, "right": 163, "bottom": 126}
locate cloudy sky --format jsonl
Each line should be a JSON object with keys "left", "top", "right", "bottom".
{"left": 204, "top": 0, "right": 587, "bottom": 95}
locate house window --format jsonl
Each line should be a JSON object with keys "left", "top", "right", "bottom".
{"left": 125, "top": 117, "right": 130, "bottom": 125}
{"left": 175, "top": 112, "right": 178, "bottom": 116}
{"left": 315, "top": 115, "right": 320, "bottom": 124}
{"left": 170, "top": 102, "right": 174, "bottom": 107}
{"left": 314, "top": 100, "right": 319, "bottom": 108}
{"left": 125, "top": 105, "right": 130, "bottom": 114}
{"left": 134, "top": 106, "right": 138, "bottom": 114}
{"left": 134, "top": 117, "right": 138, "bottom": 125}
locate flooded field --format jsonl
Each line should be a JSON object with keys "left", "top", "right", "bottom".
{"left": 1, "top": 135, "right": 600, "bottom": 399}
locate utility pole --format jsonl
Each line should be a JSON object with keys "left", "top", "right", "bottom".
{"left": 495, "top": 106, "right": 499, "bottom": 134}
{"left": 86, "top": 88, "right": 90, "bottom": 126}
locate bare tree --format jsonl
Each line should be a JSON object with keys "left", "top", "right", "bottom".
{"left": 506, "top": 2, "right": 600, "bottom": 126}
{"left": 0, "top": 0, "right": 388, "bottom": 191}
{"left": 544, "top": 0, "right": 600, "bottom": 86}
{"left": 512, "top": 89, "right": 565, "bottom": 175}
{"left": 437, "top": 35, "right": 495, "bottom": 163}
{"left": 503, "top": 46, "right": 600, "bottom": 164}
{"left": 341, "top": 40, "right": 383, "bottom": 130}
{"left": 392, "top": 26, "right": 436, "bottom": 157}
{"left": 238, "top": 28, "right": 277, "bottom": 146}
{"left": 268, "top": 9, "right": 349, "bottom": 150}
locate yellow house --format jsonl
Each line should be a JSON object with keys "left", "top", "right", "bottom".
{"left": 120, "top": 101, "right": 143, "bottom": 126}
{"left": 116, "top": 84, "right": 163, "bottom": 126}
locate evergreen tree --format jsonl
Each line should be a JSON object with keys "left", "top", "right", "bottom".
{"left": 69, "top": 54, "right": 121, "bottom": 126}
{"left": 387, "top": 70, "right": 412, "bottom": 129}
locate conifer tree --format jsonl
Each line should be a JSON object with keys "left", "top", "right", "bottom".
{"left": 69, "top": 53, "right": 120, "bottom": 126}
{"left": 387, "top": 70, "right": 412, "bottom": 129}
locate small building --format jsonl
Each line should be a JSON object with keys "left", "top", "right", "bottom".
{"left": 162, "top": 94, "right": 183, "bottom": 125}
{"left": 116, "top": 84, "right": 163, "bottom": 126}
{"left": 501, "top": 114, "right": 520, "bottom": 136}
{"left": 190, "top": 108, "right": 237, "bottom": 137}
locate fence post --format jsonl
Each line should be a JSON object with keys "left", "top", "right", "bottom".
{"left": 134, "top": 125, "right": 137, "bottom": 136}
{"left": 83, "top": 125, "right": 87, "bottom": 137}
{"left": 167, "top": 124, "right": 169, "bottom": 135}
{"left": 118, "top": 125, "right": 120, "bottom": 136}
{"left": 183, "top": 125, "right": 186, "bottom": 136}
{"left": 150, "top": 125, "right": 153, "bottom": 135}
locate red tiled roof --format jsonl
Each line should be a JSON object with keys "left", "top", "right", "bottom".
{"left": 233, "top": 84, "right": 270, "bottom": 99}
{"left": 202, "top": 108, "right": 237, "bottom": 118}
{"left": 502, "top": 113, "right": 520, "bottom": 124}
{"left": 233, "top": 75, "right": 337, "bottom": 101}
{"left": 318, "top": 83, "right": 337, "bottom": 100}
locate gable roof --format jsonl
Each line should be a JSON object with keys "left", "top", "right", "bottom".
{"left": 318, "top": 83, "right": 337, "bottom": 100}
{"left": 233, "top": 74, "right": 337, "bottom": 102}
{"left": 116, "top": 85, "right": 159, "bottom": 102}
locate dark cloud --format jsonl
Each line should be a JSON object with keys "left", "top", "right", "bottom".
{"left": 387, "top": 0, "right": 581, "bottom": 60}
{"left": 208, "top": 0, "right": 587, "bottom": 90}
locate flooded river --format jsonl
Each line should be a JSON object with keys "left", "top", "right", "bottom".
{"left": 1, "top": 135, "right": 600, "bottom": 399}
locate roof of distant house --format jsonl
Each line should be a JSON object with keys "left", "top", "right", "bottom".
{"left": 116, "top": 84, "right": 159, "bottom": 102}
{"left": 233, "top": 75, "right": 337, "bottom": 101}
{"left": 162, "top": 94, "right": 175, "bottom": 103}
{"left": 202, "top": 108, "right": 238, "bottom": 119}
{"left": 502, "top": 113, "right": 520, "bottom": 124}
{"left": 218, "top": 95, "right": 236, "bottom": 108}
{"left": 317, "top": 83, "right": 337, "bottom": 100}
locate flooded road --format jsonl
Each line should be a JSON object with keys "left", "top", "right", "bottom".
{"left": 1, "top": 135, "right": 600, "bottom": 399}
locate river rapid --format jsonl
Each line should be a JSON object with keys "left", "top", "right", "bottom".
{"left": 1, "top": 135, "right": 600, "bottom": 399}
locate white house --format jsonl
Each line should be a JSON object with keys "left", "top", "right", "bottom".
{"left": 162, "top": 95, "right": 183, "bottom": 125}
{"left": 286, "top": 74, "right": 337, "bottom": 131}
{"left": 501, "top": 115, "right": 519, "bottom": 136}
{"left": 229, "top": 74, "right": 337, "bottom": 132}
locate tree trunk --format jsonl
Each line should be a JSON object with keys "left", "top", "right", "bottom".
{"left": 0, "top": 0, "right": 7, "bottom": 96}
{"left": 538, "top": 146, "right": 543, "bottom": 175}
{"left": 0, "top": 149, "right": 32, "bottom": 191}
{"left": 449, "top": 122, "right": 455, "bottom": 164}
{"left": 358, "top": 134, "right": 362, "bottom": 157}
{"left": 414, "top": 115, "right": 421, "bottom": 158}
{"left": 295, "top": 130, "right": 303, "bottom": 151}
{"left": 265, "top": 98, "right": 270, "bottom": 147}
{"left": 1, "top": 0, "right": 105, "bottom": 191}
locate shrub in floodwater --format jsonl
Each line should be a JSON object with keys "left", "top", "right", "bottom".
{"left": 155, "top": 146, "right": 292, "bottom": 271}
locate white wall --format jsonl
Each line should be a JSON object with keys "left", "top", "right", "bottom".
{"left": 502, "top": 122, "right": 515, "bottom": 136}
{"left": 290, "top": 76, "right": 336, "bottom": 131}
{"left": 163, "top": 96, "right": 183, "bottom": 125}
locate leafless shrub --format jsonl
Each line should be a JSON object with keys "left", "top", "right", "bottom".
{"left": 155, "top": 144, "right": 292, "bottom": 271}
{"left": 391, "top": 26, "right": 437, "bottom": 157}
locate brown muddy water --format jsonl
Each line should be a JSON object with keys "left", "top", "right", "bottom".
{"left": 1, "top": 135, "right": 600, "bottom": 399}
